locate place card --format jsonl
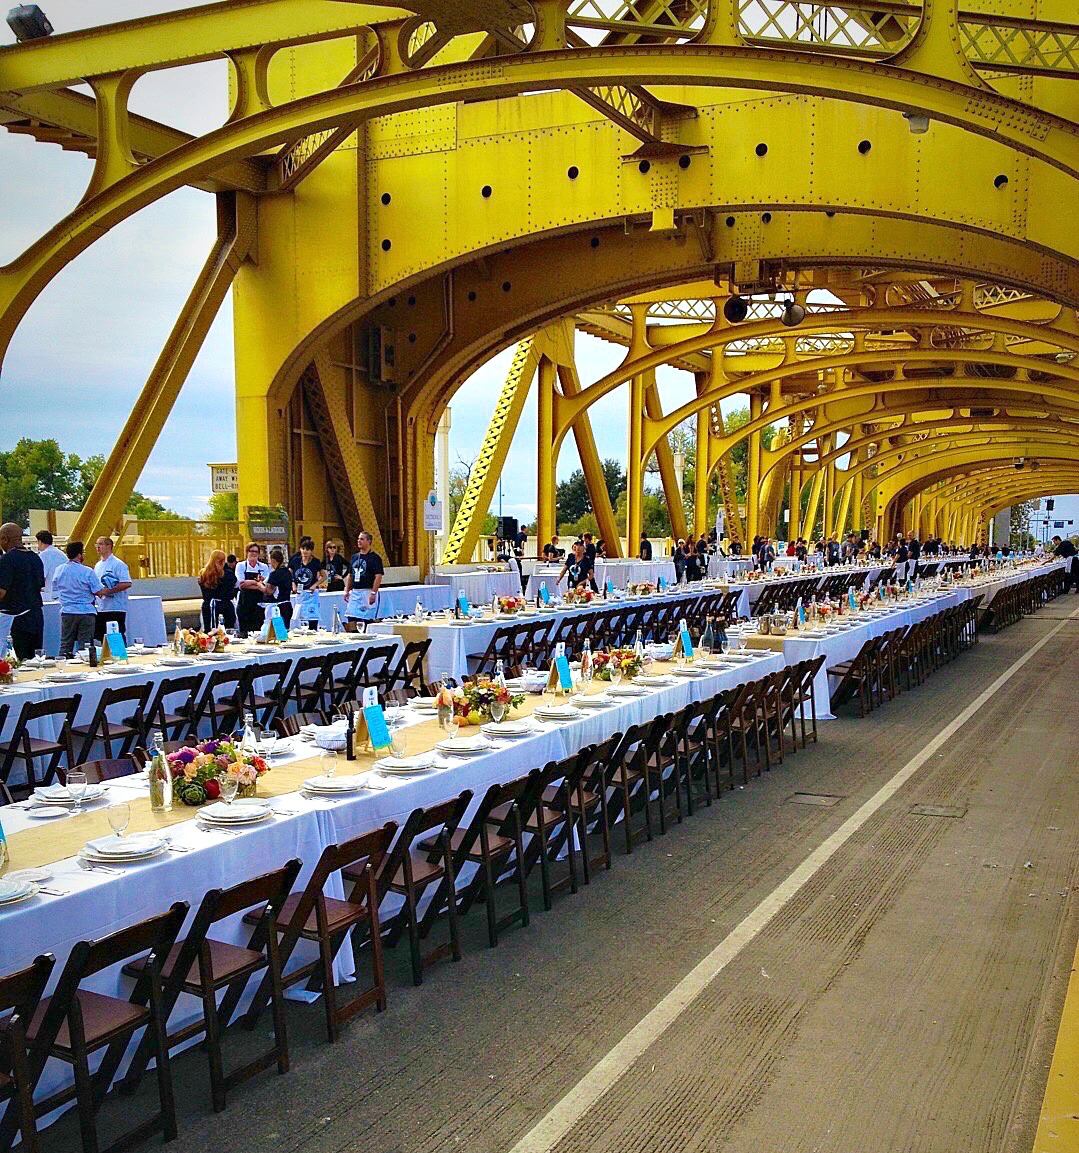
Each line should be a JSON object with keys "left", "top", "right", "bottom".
{"left": 361, "top": 687, "right": 392, "bottom": 751}
{"left": 540, "top": 585, "right": 552, "bottom": 605}
{"left": 554, "top": 654, "right": 573, "bottom": 691}
{"left": 103, "top": 622, "right": 128, "bottom": 661}
{"left": 458, "top": 594, "right": 470, "bottom": 615}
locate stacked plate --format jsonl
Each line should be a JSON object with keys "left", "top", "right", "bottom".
{"left": 533, "top": 703, "right": 583, "bottom": 722}
{"left": 158, "top": 655, "right": 195, "bottom": 667}
{"left": 374, "top": 752, "right": 438, "bottom": 774}
{"left": 408, "top": 697, "right": 440, "bottom": 712}
{"left": 79, "top": 833, "right": 167, "bottom": 866}
{"left": 33, "top": 783, "right": 108, "bottom": 808}
{"left": 635, "top": 674, "right": 676, "bottom": 687}
{"left": 0, "top": 877, "right": 39, "bottom": 907}
{"left": 672, "top": 665, "right": 708, "bottom": 677}
{"left": 436, "top": 735, "right": 496, "bottom": 756}
{"left": 572, "top": 693, "right": 614, "bottom": 709}
{"left": 448, "top": 618, "right": 474, "bottom": 627}
{"left": 303, "top": 773, "right": 367, "bottom": 795}
{"left": 607, "top": 683, "right": 650, "bottom": 697}
{"left": 480, "top": 719, "right": 537, "bottom": 739}
{"left": 198, "top": 799, "right": 273, "bottom": 826}
{"left": 698, "top": 657, "right": 734, "bottom": 670}
{"left": 199, "top": 651, "right": 233, "bottom": 661}
{"left": 101, "top": 663, "right": 137, "bottom": 675}
{"left": 43, "top": 670, "right": 89, "bottom": 683}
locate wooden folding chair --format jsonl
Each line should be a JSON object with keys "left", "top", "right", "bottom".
{"left": 0, "top": 695, "right": 80, "bottom": 798}
{"left": 0, "top": 953, "right": 54, "bottom": 1153}
{"left": 69, "top": 683, "right": 151, "bottom": 765}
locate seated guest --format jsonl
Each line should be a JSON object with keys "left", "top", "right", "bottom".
{"left": 51, "top": 541, "right": 105, "bottom": 658}
{"left": 323, "top": 540, "right": 348, "bottom": 591}
{"left": 93, "top": 535, "right": 132, "bottom": 641}
{"left": 639, "top": 534, "right": 652, "bottom": 561}
{"left": 0, "top": 522, "right": 46, "bottom": 659}
{"left": 35, "top": 529, "right": 67, "bottom": 599}
{"left": 595, "top": 537, "right": 608, "bottom": 559}
{"left": 265, "top": 547, "right": 295, "bottom": 629}
{"left": 198, "top": 549, "right": 237, "bottom": 631}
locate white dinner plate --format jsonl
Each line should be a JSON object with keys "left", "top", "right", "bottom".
{"left": 534, "top": 706, "right": 583, "bottom": 721}
{"left": 23, "top": 805, "right": 69, "bottom": 820}
{"left": 480, "top": 721, "right": 536, "bottom": 739}
{"left": 408, "top": 697, "right": 439, "bottom": 711}
{"left": 199, "top": 800, "right": 272, "bottom": 824}
{"left": 607, "top": 684, "right": 650, "bottom": 696}
{"left": 198, "top": 651, "right": 234, "bottom": 661}
{"left": 634, "top": 675, "right": 675, "bottom": 686}
{"left": 79, "top": 845, "right": 167, "bottom": 866}
{"left": 436, "top": 736, "right": 496, "bottom": 755}
{"left": 99, "top": 664, "right": 136, "bottom": 674}
{"left": 303, "top": 774, "right": 366, "bottom": 793}
{"left": 0, "top": 879, "right": 38, "bottom": 906}
{"left": 672, "top": 666, "right": 709, "bottom": 677}
{"left": 158, "top": 656, "right": 195, "bottom": 667}
{"left": 572, "top": 694, "right": 614, "bottom": 708}
{"left": 5, "top": 867, "right": 52, "bottom": 884}
{"left": 34, "top": 784, "right": 108, "bottom": 806}
{"left": 374, "top": 753, "right": 438, "bottom": 774}
{"left": 84, "top": 833, "right": 166, "bottom": 859}
{"left": 42, "top": 671, "right": 89, "bottom": 683}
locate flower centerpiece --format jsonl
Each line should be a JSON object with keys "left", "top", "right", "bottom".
{"left": 0, "top": 655, "right": 16, "bottom": 685}
{"left": 446, "top": 677, "right": 525, "bottom": 725}
{"left": 592, "top": 646, "right": 646, "bottom": 681}
{"left": 166, "top": 738, "right": 268, "bottom": 805}
{"left": 180, "top": 626, "right": 230, "bottom": 655}
{"left": 497, "top": 595, "right": 525, "bottom": 615}
{"left": 564, "top": 586, "right": 595, "bottom": 604}
{"left": 627, "top": 581, "right": 655, "bottom": 597}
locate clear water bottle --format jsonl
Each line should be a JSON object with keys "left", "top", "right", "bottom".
{"left": 580, "top": 639, "right": 593, "bottom": 683}
{"left": 494, "top": 659, "right": 507, "bottom": 690}
{"left": 414, "top": 597, "right": 424, "bottom": 622}
{"left": 701, "top": 616, "right": 715, "bottom": 655}
{"left": 332, "top": 606, "right": 342, "bottom": 634}
{"left": 241, "top": 711, "right": 259, "bottom": 755}
{"left": 148, "top": 731, "right": 173, "bottom": 813}
{"left": 173, "top": 617, "right": 183, "bottom": 654}
{"left": 633, "top": 628, "right": 644, "bottom": 659}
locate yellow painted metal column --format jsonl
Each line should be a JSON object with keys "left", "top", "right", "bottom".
{"left": 694, "top": 409, "right": 710, "bottom": 540}
{"left": 852, "top": 467, "right": 865, "bottom": 533}
{"left": 823, "top": 458, "right": 836, "bottom": 539}
{"left": 789, "top": 454, "right": 802, "bottom": 541}
{"left": 536, "top": 355, "right": 557, "bottom": 545}
{"left": 626, "top": 372, "right": 645, "bottom": 550}
{"left": 745, "top": 393, "right": 762, "bottom": 543}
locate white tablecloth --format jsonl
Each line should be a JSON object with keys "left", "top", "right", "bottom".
{"left": 0, "top": 649, "right": 781, "bottom": 1126}
{"left": 294, "top": 585, "right": 452, "bottom": 625}
{"left": 41, "top": 596, "right": 167, "bottom": 656}
{"left": 525, "top": 560, "right": 677, "bottom": 599}
{"left": 426, "top": 570, "right": 522, "bottom": 606}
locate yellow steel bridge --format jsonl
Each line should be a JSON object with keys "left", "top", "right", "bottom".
{"left": 1, "top": 0, "right": 1076, "bottom": 561}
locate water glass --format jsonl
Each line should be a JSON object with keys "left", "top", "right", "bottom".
{"left": 389, "top": 729, "right": 407, "bottom": 758}
{"left": 219, "top": 772, "right": 240, "bottom": 805}
{"left": 34, "top": 648, "right": 44, "bottom": 662}
{"left": 490, "top": 700, "right": 507, "bottom": 724}
{"left": 107, "top": 801, "right": 130, "bottom": 838}
{"left": 67, "top": 770, "right": 87, "bottom": 814}
{"left": 610, "top": 666, "right": 623, "bottom": 688}
{"left": 319, "top": 746, "right": 338, "bottom": 779}
{"left": 441, "top": 714, "right": 460, "bottom": 740}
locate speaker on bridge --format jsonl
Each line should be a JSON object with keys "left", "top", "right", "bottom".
{"left": 497, "top": 516, "right": 519, "bottom": 542}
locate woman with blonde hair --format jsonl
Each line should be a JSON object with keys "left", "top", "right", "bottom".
{"left": 198, "top": 548, "right": 238, "bottom": 630}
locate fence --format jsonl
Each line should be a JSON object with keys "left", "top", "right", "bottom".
{"left": 117, "top": 520, "right": 246, "bottom": 578}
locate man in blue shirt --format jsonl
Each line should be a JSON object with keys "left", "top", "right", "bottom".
{"left": 93, "top": 536, "right": 133, "bottom": 641}
{"left": 52, "top": 541, "right": 106, "bottom": 657}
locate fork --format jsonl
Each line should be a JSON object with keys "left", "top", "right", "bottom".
{"left": 78, "top": 861, "right": 120, "bottom": 875}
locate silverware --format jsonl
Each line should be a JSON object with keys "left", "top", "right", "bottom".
{"left": 38, "top": 886, "right": 69, "bottom": 896}
{"left": 78, "top": 861, "right": 120, "bottom": 874}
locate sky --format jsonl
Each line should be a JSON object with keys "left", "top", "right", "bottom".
{"left": 2, "top": 1, "right": 1076, "bottom": 533}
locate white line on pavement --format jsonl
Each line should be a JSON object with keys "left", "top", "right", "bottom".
{"left": 508, "top": 603, "right": 1079, "bottom": 1153}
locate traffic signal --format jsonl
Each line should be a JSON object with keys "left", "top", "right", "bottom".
{"left": 1046, "top": 498, "right": 1055, "bottom": 511}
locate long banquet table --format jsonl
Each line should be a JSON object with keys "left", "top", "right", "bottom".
{"left": 0, "top": 647, "right": 782, "bottom": 1127}
{"left": 426, "top": 569, "right": 522, "bottom": 605}
{"left": 525, "top": 559, "right": 677, "bottom": 599}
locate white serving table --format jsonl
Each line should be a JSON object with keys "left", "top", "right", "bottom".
{"left": 426, "top": 569, "right": 522, "bottom": 605}
{"left": 41, "top": 596, "right": 167, "bottom": 656}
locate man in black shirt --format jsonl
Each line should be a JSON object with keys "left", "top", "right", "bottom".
{"left": 1052, "top": 535, "right": 1077, "bottom": 591}
{"left": 0, "top": 522, "right": 45, "bottom": 659}
{"left": 638, "top": 534, "right": 652, "bottom": 561}
{"left": 344, "top": 530, "right": 385, "bottom": 618}
{"left": 582, "top": 533, "right": 597, "bottom": 563}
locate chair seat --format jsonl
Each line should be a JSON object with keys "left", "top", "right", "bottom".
{"left": 124, "top": 938, "right": 265, "bottom": 989}
{"left": 542, "top": 784, "right": 598, "bottom": 809}
{"left": 0, "top": 736, "right": 63, "bottom": 756}
{"left": 390, "top": 850, "right": 445, "bottom": 891}
{"left": 420, "top": 826, "right": 514, "bottom": 858}
{"left": 278, "top": 892, "right": 368, "bottom": 936}
{"left": 28, "top": 990, "right": 148, "bottom": 1052}
{"left": 70, "top": 722, "right": 137, "bottom": 739}
{"left": 527, "top": 806, "right": 565, "bottom": 832}
{"left": 827, "top": 662, "right": 857, "bottom": 676}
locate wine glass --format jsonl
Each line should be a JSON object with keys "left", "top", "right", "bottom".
{"left": 319, "top": 746, "right": 338, "bottom": 779}
{"left": 610, "top": 664, "right": 623, "bottom": 689}
{"left": 67, "top": 770, "right": 87, "bottom": 815}
{"left": 218, "top": 772, "right": 239, "bottom": 806}
{"left": 441, "top": 714, "right": 460, "bottom": 741}
{"left": 490, "top": 699, "right": 507, "bottom": 724}
{"left": 107, "top": 801, "right": 130, "bottom": 838}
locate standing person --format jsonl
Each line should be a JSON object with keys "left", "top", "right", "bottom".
{"left": 236, "top": 543, "right": 270, "bottom": 636}
{"left": 0, "top": 523, "right": 46, "bottom": 660}
{"left": 682, "top": 540, "right": 704, "bottom": 582}
{"left": 323, "top": 540, "right": 348, "bottom": 591}
{"left": 558, "top": 540, "right": 595, "bottom": 591}
{"left": 93, "top": 536, "right": 132, "bottom": 641}
{"left": 514, "top": 527, "right": 527, "bottom": 558}
{"left": 638, "top": 534, "right": 653, "bottom": 561}
{"left": 895, "top": 533, "right": 910, "bottom": 581}
{"left": 907, "top": 533, "right": 922, "bottom": 579}
{"left": 825, "top": 537, "right": 841, "bottom": 567}
{"left": 288, "top": 535, "right": 315, "bottom": 572}
{"left": 51, "top": 541, "right": 105, "bottom": 658}
{"left": 35, "top": 530, "right": 67, "bottom": 599}
{"left": 759, "top": 537, "right": 777, "bottom": 568}
{"left": 344, "top": 530, "right": 385, "bottom": 621}
{"left": 582, "top": 533, "right": 597, "bottom": 563}
{"left": 1051, "top": 534, "right": 1077, "bottom": 592}
{"left": 291, "top": 538, "right": 325, "bottom": 629}
{"left": 198, "top": 549, "right": 237, "bottom": 631}
{"left": 265, "top": 548, "right": 295, "bottom": 629}
{"left": 729, "top": 538, "right": 743, "bottom": 556}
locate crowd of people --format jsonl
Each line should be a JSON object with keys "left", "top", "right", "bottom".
{"left": 197, "top": 532, "right": 386, "bottom": 635}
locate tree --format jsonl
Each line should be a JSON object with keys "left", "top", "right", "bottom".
{"left": 208, "top": 491, "right": 239, "bottom": 521}
{"left": 446, "top": 459, "right": 496, "bottom": 537}
{"left": 555, "top": 459, "right": 626, "bottom": 525}
{"left": 0, "top": 439, "right": 183, "bottom": 526}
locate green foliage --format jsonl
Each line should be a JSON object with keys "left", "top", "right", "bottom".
{"left": 0, "top": 440, "right": 184, "bottom": 526}
{"left": 207, "top": 491, "right": 239, "bottom": 521}
{"left": 556, "top": 460, "right": 626, "bottom": 525}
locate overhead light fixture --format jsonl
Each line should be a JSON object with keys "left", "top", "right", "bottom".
{"left": 903, "top": 112, "right": 930, "bottom": 135}
{"left": 723, "top": 295, "right": 749, "bottom": 323}
{"left": 6, "top": 4, "right": 52, "bottom": 39}
{"left": 780, "top": 298, "right": 806, "bottom": 327}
